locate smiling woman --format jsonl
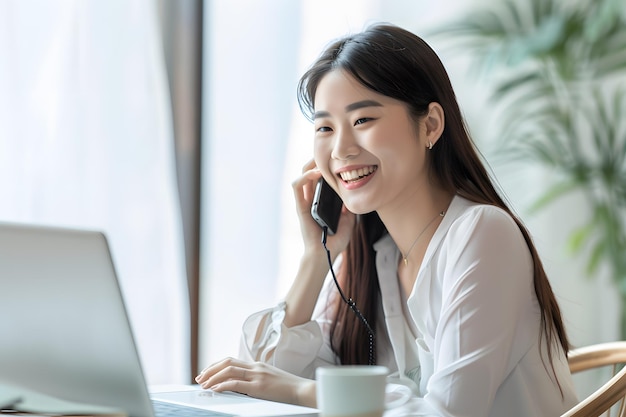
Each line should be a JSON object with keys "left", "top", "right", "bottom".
{"left": 195, "top": 23, "right": 579, "bottom": 416}
{"left": 197, "top": 0, "right": 483, "bottom": 379}
{"left": 311, "top": 70, "right": 440, "bottom": 218}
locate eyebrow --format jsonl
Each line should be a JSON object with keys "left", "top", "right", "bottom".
{"left": 313, "top": 99, "right": 383, "bottom": 119}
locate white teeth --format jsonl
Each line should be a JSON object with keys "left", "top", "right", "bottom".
{"left": 339, "top": 166, "right": 377, "bottom": 182}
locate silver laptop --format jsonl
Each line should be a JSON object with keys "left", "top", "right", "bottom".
{"left": 0, "top": 222, "right": 317, "bottom": 417}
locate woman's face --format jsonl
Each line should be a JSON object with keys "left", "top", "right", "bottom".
{"left": 313, "top": 69, "right": 431, "bottom": 215}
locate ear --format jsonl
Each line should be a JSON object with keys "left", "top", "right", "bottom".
{"left": 423, "top": 102, "right": 445, "bottom": 148}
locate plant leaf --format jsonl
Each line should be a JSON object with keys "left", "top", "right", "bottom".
{"left": 528, "top": 180, "right": 580, "bottom": 213}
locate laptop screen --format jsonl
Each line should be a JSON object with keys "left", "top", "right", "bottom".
{"left": 0, "top": 223, "right": 154, "bottom": 417}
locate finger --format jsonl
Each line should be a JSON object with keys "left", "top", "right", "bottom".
{"left": 292, "top": 167, "right": 321, "bottom": 190}
{"left": 199, "top": 364, "right": 249, "bottom": 390}
{"left": 301, "top": 158, "right": 316, "bottom": 173}
{"left": 196, "top": 359, "right": 225, "bottom": 383}
{"left": 196, "top": 357, "right": 248, "bottom": 384}
{"left": 210, "top": 379, "right": 253, "bottom": 396}
{"left": 292, "top": 170, "right": 321, "bottom": 210}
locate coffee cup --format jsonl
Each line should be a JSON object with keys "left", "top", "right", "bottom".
{"left": 316, "top": 365, "right": 389, "bottom": 417}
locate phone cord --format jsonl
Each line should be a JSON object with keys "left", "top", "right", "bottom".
{"left": 322, "top": 227, "right": 376, "bottom": 366}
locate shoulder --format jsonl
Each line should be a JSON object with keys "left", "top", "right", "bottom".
{"left": 446, "top": 196, "right": 524, "bottom": 245}
{"left": 434, "top": 196, "right": 534, "bottom": 294}
{"left": 438, "top": 196, "right": 532, "bottom": 269}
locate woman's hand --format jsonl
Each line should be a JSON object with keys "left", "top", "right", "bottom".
{"left": 195, "top": 357, "right": 317, "bottom": 408}
{"left": 293, "top": 159, "right": 355, "bottom": 259}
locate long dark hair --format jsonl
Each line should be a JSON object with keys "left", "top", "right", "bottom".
{"left": 297, "top": 24, "right": 569, "bottom": 368}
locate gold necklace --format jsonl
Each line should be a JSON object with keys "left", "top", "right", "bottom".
{"left": 401, "top": 211, "right": 445, "bottom": 266}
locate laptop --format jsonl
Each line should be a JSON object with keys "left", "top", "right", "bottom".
{"left": 0, "top": 222, "right": 318, "bottom": 417}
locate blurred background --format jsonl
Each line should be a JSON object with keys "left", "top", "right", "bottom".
{"left": 1, "top": 0, "right": 624, "bottom": 400}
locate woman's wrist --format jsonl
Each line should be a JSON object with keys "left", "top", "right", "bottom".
{"left": 295, "top": 379, "right": 317, "bottom": 408}
{"left": 301, "top": 241, "right": 328, "bottom": 261}
{"left": 297, "top": 249, "right": 332, "bottom": 282}
{"left": 283, "top": 250, "right": 329, "bottom": 327}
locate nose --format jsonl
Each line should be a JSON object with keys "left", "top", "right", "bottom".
{"left": 331, "top": 128, "right": 360, "bottom": 160}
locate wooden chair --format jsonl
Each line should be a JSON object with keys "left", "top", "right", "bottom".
{"left": 562, "top": 341, "right": 626, "bottom": 417}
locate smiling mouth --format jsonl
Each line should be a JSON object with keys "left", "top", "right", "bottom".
{"left": 339, "top": 166, "right": 378, "bottom": 183}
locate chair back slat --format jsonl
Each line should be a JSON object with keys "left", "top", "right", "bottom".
{"left": 562, "top": 342, "right": 626, "bottom": 417}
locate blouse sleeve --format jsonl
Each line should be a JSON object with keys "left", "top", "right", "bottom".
{"left": 238, "top": 270, "right": 341, "bottom": 379}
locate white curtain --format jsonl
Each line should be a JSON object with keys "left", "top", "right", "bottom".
{"left": 0, "top": 0, "right": 189, "bottom": 384}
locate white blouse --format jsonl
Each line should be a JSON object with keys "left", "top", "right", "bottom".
{"left": 239, "top": 195, "right": 579, "bottom": 416}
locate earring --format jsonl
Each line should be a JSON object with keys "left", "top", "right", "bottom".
{"left": 428, "top": 141, "right": 433, "bottom": 150}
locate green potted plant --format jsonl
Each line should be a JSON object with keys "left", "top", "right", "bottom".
{"left": 431, "top": 0, "right": 626, "bottom": 336}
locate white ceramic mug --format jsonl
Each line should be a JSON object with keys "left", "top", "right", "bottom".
{"left": 316, "top": 365, "right": 389, "bottom": 417}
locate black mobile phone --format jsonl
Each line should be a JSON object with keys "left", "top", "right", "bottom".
{"left": 311, "top": 177, "right": 343, "bottom": 235}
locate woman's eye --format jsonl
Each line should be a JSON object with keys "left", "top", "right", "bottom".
{"left": 316, "top": 126, "right": 332, "bottom": 133}
{"left": 354, "top": 117, "right": 372, "bottom": 126}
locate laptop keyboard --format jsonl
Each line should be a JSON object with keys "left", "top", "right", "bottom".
{"left": 153, "top": 400, "right": 233, "bottom": 417}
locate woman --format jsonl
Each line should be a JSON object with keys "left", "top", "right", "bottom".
{"left": 196, "top": 23, "right": 578, "bottom": 416}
